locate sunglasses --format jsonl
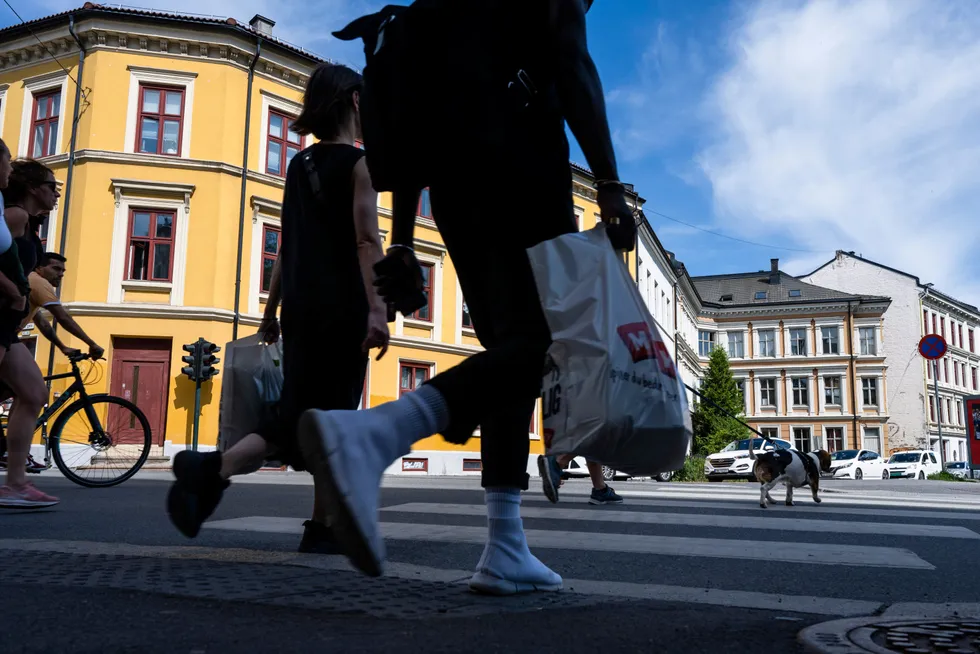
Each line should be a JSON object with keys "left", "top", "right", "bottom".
{"left": 39, "top": 181, "right": 58, "bottom": 191}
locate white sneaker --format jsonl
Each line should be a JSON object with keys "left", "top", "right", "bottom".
{"left": 298, "top": 408, "right": 406, "bottom": 578}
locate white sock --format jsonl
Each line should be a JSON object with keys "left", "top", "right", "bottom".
{"left": 475, "top": 489, "right": 561, "bottom": 584}
{"left": 373, "top": 384, "right": 449, "bottom": 457}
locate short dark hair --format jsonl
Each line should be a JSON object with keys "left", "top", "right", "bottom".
{"left": 39, "top": 252, "right": 66, "bottom": 267}
{"left": 4, "top": 159, "right": 54, "bottom": 205}
{"left": 292, "top": 63, "right": 362, "bottom": 142}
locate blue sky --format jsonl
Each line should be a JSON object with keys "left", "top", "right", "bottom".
{"left": 11, "top": 0, "right": 980, "bottom": 305}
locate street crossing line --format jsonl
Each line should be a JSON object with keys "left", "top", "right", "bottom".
{"left": 0, "top": 538, "right": 883, "bottom": 617}
{"left": 203, "top": 515, "right": 935, "bottom": 569}
{"left": 521, "top": 496, "right": 980, "bottom": 522}
{"left": 601, "top": 489, "right": 980, "bottom": 511}
{"left": 381, "top": 503, "right": 980, "bottom": 539}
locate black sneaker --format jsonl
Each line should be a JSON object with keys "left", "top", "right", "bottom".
{"left": 167, "top": 450, "right": 229, "bottom": 538}
{"left": 537, "top": 455, "right": 563, "bottom": 504}
{"left": 589, "top": 485, "right": 623, "bottom": 505}
{"left": 298, "top": 519, "right": 341, "bottom": 554}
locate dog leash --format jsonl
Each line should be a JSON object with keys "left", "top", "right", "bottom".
{"left": 682, "top": 384, "right": 776, "bottom": 445}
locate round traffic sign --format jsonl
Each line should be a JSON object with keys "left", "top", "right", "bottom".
{"left": 918, "top": 334, "right": 947, "bottom": 360}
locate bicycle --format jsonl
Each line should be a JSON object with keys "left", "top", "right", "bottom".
{"left": 0, "top": 352, "right": 152, "bottom": 488}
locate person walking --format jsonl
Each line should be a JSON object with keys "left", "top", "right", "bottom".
{"left": 297, "top": 0, "right": 636, "bottom": 595}
{"left": 166, "top": 63, "right": 390, "bottom": 554}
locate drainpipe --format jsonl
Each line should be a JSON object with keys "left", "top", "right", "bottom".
{"left": 45, "top": 14, "right": 87, "bottom": 384}
{"left": 848, "top": 301, "right": 859, "bottom": 448}
{"left": 232, "top": 37, "right": 263, "bottom": 340}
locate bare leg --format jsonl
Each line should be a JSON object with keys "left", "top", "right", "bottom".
{"left": 218, "top": 432, "right": 271, "bottom": 480}
{"left": 0, "top": 344, "right": 47, "bottom": 490}
{"left": 586, "top": 461, "right": 607, "bottom": 490}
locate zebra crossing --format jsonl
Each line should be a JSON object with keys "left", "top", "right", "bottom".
{"left": 200, "top": 481, "right": 980, "bottom": 617}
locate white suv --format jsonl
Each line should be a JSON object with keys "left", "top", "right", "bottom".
{"left": 704, "top": 438, "right": 793, "bottom": 481}
{"left": 886, "top": 450, "right": 941, "bottom": 480}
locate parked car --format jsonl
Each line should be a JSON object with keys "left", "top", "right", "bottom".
{"left": 562, "top": 457, "right": 674, "bottom": 482}
{"left": 704, "top": 437, "right": 793, "bottom": 481}
{"left": 944, "top": 461, "right": 972, "bottom": 479}
{"left": 886, "top": 450, "right": 942, "bottom": 479}
{"left": 829, "top": 449, "right": 890, "bottom": 480}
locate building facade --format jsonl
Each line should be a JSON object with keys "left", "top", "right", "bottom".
{"left": 1, "top": 5, "right": 641, "bottom": 475}
{"left": 683, "top": 259, "right": 892, "bottom": 455}
{"left": 803, "top": 252, "right": 979, "bottom": 461}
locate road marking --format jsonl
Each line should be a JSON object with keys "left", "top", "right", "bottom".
{"left": 0, "top": 538, "right": 882, "bottom": 617}
{"left": 381, "top": 503, "right": 980, "bottom": 539}
{"left": 203, "top": 516, "right": 934, "bottom": 569}
{"left": 521, "top": 496, "right": 980, "bottom": 522}
{"left": 604, "top": 490, "right": 980, "bottom": 511}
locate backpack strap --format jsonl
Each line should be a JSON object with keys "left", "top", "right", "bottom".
{"left": 301, "top": 150, "right": 321, "bottom": 200}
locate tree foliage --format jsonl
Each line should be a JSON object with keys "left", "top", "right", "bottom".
{"left": 692, "top": 346, "right": 750, "bottom": 455}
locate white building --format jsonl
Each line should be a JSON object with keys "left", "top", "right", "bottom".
{"left": 802, "top": 252, "right": 980, "bottom": 462}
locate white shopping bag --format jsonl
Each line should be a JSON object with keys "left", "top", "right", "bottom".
{"left": 217, "top": 334, "right": 283, "bottom": 473}
{"left": 529, "top": 224, "right": 692, "bottom": 476}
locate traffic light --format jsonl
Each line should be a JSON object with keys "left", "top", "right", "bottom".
{"left": 199, "top": 340, "right": 221, "bottom": 381}
{"left": 181, "top": 341, "right": 201, "bottom": 382}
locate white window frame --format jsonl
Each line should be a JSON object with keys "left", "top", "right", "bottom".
{"left": 107, "top": 179, "right": 193, "bottom": 305}
{"left": 0, "top": 83, "right": 8, "bottom": 141}
{"left": 861, "top": 377, "right": 879, "bottom": 408}
{"left": 820, "top": 324, "right": 841, "bottom": 355}
{"left": 793, "top": 426, "right": 814, "bottom": 453}
{"left": 124, "top": 66, "right": 197, "bottom": 159}
{"left": 758, "top": 329, "right": 777, "bottom": 358}
{"left": 698, "top": 330, "right": 715, "bottom": 357}
{"left": 861, "top": 425, "right": 882, "bottom": 453}
{"left": 258, "top": 90, "right": 311, "bottom": 176}
{"left": 791, "top": 376, "right": 810, "bottom": 407}
{"left": 759, "top": 378, "right": 778, "bottom": 409}
{"left": 823, "top": 374, "right": 843, "bottom": 407}
{"left": 858, "top": 325, "right": 878, "bottom": 356}
{"left": 18, "top": 70, "right": 71, "bottom": 158}
{"left": 788, "top": 326, "right": 808, "bottom": 357}
{"left": 727, "top": 331, "right": 745, "bottom": 359}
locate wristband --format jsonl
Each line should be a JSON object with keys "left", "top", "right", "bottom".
{"left": 594, "top": 179, "right": 626, "bottom": 192}
{"left": 386, "top": 244, "right": 415, "bottom": 255}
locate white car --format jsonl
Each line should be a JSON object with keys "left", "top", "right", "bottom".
{"left": 829, "top": 449, "right": 890, "bottom": 480}
{"left": 887, "top": 450, "right": 942, "bottom": 480}
{"left": 562, "top": 457, "right": 673, "bottom": 482}
{"left": 704, "top": 437, "right": 794, "bottom": 481}
{"left": 944, "top": 461, "right": 972, "bottom": 479}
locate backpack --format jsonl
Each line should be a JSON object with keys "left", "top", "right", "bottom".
{"left": 333, "top": 0, "right": 555, "bottom": 197}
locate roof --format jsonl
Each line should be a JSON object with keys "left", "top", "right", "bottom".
{"left": 807, "top": 251, "right": 979, "bottom": 315}
{"left": 0, "top": 3, "right": 334, "bottom": 65}
{"left": 691, "top": 270, "right": 888, "bottom": 308}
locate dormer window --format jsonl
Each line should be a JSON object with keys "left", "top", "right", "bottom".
{"left": 789, "top": 289, "right": 802, "bottom": 298}
{"left": 720, "top": 294, "right": 733, "bottom": 302}
{"left": 754, "top": 291, "right": 767, "bottom": 300}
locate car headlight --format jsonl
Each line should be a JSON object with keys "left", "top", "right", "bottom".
{"left": 840, "top": 463, "right": 853, "bottom": 469}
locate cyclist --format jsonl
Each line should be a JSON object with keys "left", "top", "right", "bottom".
{"left": 0, "top": 160, "right": 61, "bottom": 508}
{"left": 0, "top": 251, "right": 105, "bottom": 471}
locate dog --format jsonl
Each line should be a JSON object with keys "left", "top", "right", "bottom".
{"left": 748, "top": 445, "right": 832, "bottom": 509}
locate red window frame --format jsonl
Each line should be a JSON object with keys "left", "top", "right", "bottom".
{"left": 932, "top": 314, "right": 937, "bottom": 334}
{"left": 927, "top": 361, "right": 932, "bottom": 379}
{"left": 826, "top": 427, "right": 844, "bottom": 453}
{"left": 126, "top": 209, "right": 176, "bottom": 282}
{"left": 265, "top": 109, "right": 302, "bottom": 177}
{"left": 959, "top": 325, "right": 965, "bottom": 349}
{"left": 411, "top": 262, "right": 434, "bottom": 322}
{"left": 923, "top": 310, "right": 929, "bottom": 334}
{"left": 260, "top": 224, "right": 280, "bottom": 293}
{"left": 28, "top": 88, "right": 61, "bottom": 158}
{"left": 970, "top": 329, "right": 975, "bottom": 353}
{"left": 955, "top": 363, "right": 960, "bottom": 386}
{"left": 399, "top": 363, "right": 430, "bottom": 397}
{"left": 941, "top": 317, "right": 946, "bottom": 337}
{"left": 951, "top": 322, "right": 957, "bottom": 347}
{"left": 135, "top": 84, "right": 185, "bottom": 156}
{"left": 944, "top": 359, "right": 949, "bottom": 383}
{"left": 929, "top": 396, "right": 935, "bottom": 421}
{"left": 973, "top": 367, "right": 978, "bottom": 391}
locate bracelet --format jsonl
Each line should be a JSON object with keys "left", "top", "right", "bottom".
{"left": 386, "top": 244, "right": 415, "bottom": 255}
{"left": 594, "top": 179, "right": 625, "bottom": 191}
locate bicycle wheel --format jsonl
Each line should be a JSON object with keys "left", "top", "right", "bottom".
{"left": 51, "top": 395, "right": 152, "bottom": 488}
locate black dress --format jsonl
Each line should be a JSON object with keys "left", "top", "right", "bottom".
{"left": 260, "top": 143, "right": 370, "bottom": 471}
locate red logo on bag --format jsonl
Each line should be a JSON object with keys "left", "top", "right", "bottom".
{"left": 616, "top": 322, "right": 677, "bottom": 378}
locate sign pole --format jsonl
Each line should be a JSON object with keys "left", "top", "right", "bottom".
{"left": 934, "top": 359, "right": 944, "bottom": 468}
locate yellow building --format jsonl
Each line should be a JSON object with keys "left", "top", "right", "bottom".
{"left": 0, "top": 6, "right": 639, "bottom": 475}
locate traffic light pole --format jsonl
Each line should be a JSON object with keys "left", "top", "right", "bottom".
{"left": 192, "top": 378, "right": 202, "bottom": 452}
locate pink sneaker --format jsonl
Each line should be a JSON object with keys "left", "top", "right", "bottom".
{"left": 0, "top": 482, "right": 59, "bottom": 508}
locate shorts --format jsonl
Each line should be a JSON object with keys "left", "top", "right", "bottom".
{"left": 0, "top": 305, "right": 28, "bottom": 351}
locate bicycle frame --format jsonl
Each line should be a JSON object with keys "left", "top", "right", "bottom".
{"left": 34, "top": 365, "right": 101, "bottom": 462}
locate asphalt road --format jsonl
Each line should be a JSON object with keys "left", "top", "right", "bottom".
{"left": 2, "top": 473, "right": 978, "bottom": 653}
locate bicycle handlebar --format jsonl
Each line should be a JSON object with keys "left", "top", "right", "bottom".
{"left": 67, "top": 352, "right": 93, "bottom": 364}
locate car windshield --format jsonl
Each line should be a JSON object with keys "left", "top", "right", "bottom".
{"left": 722, "top": 439, "right": 766, "bottom": 452}
{"left": 889, "top": 453, "right": 920, "bottom": 463}
{"left": 832, "top": 450, "right": 859, "bottom": 461}
{"left": 946, "top": 462, "right": 966, "bottom": 469}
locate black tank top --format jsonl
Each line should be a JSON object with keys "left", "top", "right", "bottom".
{"left": 279, "top": 143, "right": 368, "bottom": 340}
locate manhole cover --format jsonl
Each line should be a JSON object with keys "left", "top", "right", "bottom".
{"left": 801, "top": 617, "right": 980, "bottom": 653}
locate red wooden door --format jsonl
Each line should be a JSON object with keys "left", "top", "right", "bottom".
{"left": 110, "top": 338, "right": 171, "bottom": 445}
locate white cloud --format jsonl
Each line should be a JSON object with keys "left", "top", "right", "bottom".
{"left": 698, "top": 0, "right": 980, "bottom": 304}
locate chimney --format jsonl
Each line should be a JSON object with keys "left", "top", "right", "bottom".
{"left": 769, "top": 258, "right": 780, "bottom": 285}
{"left": 249, "top": 14, "right": 275, "bottom": 36}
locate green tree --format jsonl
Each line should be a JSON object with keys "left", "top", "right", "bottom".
{"left": 692, "top": 346, "right": 750, "bottom": 455}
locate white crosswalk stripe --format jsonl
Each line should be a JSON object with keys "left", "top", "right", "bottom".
{"left": 197, "top": 483, "right": 979, "bottom": 617}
